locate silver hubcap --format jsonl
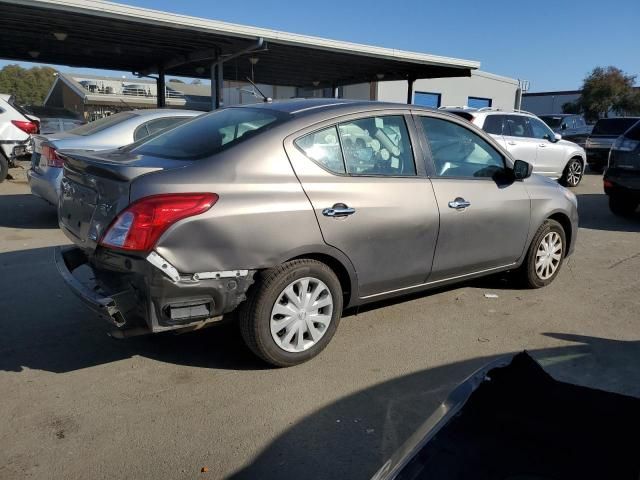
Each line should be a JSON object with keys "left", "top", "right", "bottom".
{"left": 270, "top": 277, "right": 333, "bottom": 353}
{"left": 535, "top": 231, "right": 563, "bottom": 280}
{"left": 566, "top": 161, "right": 582, "bottom": 186}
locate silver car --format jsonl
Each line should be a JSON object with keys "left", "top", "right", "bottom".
{"left": 55, "top": 100, "right": 578, "bottom": 367}
{"left": 28, "top": 109, "right": 202, "bottom": 205}
{"left": 442, "top": 108, "right": 587, "bottom": 187}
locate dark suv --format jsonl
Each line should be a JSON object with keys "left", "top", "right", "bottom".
{"left": 604, "top": 119, "right": 640, "bottom": 216}
{"left": 586, "top": 117, "right": 639, "bottom": 171}
{"left": 539, "top": 114, "right": 591, "bottom": 148}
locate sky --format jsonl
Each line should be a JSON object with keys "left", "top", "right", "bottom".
{"left": 2, "top": 0, "right": 639, "bottom": 92}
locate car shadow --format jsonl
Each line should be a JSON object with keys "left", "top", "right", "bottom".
{"left": 577, "top": 193, "right": 640, "bottom": 232}
{"left": 227, "top": 334, "right": 639, "bottom": 480}
{"left": 0, "top": 193, "right": 58, "bottom": 229}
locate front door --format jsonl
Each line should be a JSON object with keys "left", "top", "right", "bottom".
{"left": 415, "top": 114, "right": 531, "bottom": 281}
{"left": 528, "top": 115, "right": 567, "bottom": 178}
{"left": 285, "top": 113, "right": 439, "bottom": 298}
{"left": 502, "top": 114, "right": 540, "bottom": 166}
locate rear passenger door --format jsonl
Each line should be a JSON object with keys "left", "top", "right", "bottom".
{"left": 415, "top": 114, "right": 531, "bottom": 281}
{"left": 285, "top": 112, "right": 440, "bottom": 299}
{"left": 502, "top": 115, "right": 539, "bottom": 166}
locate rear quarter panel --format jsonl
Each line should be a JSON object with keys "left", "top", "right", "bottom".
{"left": 131, "top": 128, "right": 326, "bottom": 274}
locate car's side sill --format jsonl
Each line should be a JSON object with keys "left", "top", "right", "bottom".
{"left": 360, "top": 263, "right": 518, "bottom": 301}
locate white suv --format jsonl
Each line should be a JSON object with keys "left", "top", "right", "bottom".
{"left": 441, "top": 107, "right": 586, "bottom": 187}
{"left": 0, "top": 94, "right": 40, "bottom": 182}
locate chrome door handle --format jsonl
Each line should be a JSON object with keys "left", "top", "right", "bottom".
{"left": 448, "top": 197, "right": 471, "bottom": 210}
{"left": 322, "top": 204, "right": 356, "bottom": 217}
{"left": 539, "top": 143, "right": 547, "bottom": 147}
{"left": 507, "top": 141, "right": 517, "bottom": 146}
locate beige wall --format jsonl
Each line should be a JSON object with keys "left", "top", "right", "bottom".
{"left": 377, "top": 71, "right": 519, "bottom": 110}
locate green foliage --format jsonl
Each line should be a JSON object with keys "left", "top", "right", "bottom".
{"left": 562, "top": 101, "right": 581, "bottom": 114}
{"left": 0, "top": 64, "right": 58, "bottom": 106}
{"left": 578, "top": 66, "right": 640, "bottom": 119}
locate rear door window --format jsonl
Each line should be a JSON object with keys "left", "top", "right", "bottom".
{"left": 504, "top": 115, "right": 531, "bottom": 138}
{"left": 337, "top": 116, "right": 415, "bottom": 176}
{"left": 133, "top": 108, "right": 285, "bottom": 160}
{"left": 482, "top": 115, "right": 505, "bottom": 135}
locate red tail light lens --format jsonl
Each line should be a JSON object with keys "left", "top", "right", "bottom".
{"left": 11, "top": 119, "right": 39, "bottom": 135}
{"left": 100, "top": 193, "right": 218, "bottom": 252}
{"left": 603, "top": 179, "right": 614, "bottom": 189}
{"left": 42, "top": 145, "right": 64, "bottom": 167}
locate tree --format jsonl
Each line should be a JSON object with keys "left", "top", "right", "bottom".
{"left": 0, "top": 64, "right": 58, "bottom": 105}
{"left": 578, "top": 66, "right": 640, "bottom": 119}
{"left": 562, "top": 101, "right": 581, "bottom": 114}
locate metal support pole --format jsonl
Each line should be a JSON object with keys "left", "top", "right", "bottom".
{"left": 216, "top": 61, "right": 223, "bottom": 109}
{"left": 332, "top": 84, "right": 339, "bottom": 99}
{"left": 157, "top": 67, "right": 166, "bottom": 108}
{"left": 407, "top": 78, "right": 415, "bottom": 105}
{"left": 210, "top": 62, "right": 217, "bottom": 111}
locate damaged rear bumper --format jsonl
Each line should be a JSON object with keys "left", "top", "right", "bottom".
{"left": 55, "top": 246, "right": 255, "bottom": 335}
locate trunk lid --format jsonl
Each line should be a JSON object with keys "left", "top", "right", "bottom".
{"left": 58, "top": 149, "right": 190, "bottom": 252}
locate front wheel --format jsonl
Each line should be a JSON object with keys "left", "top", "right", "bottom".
{"left": 561, "top": 158, "right": 584, "bottom": 187}
{"left": 238, "top": 259, "right": 343, "bottom": 367}
{"left": 519, "top": 219, "right": 566, "bottom": 288}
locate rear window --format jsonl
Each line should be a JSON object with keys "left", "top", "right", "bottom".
{"left": 69, "top": 111, "right": 137, "bottom": 136}
{"left": 623, "top": 120, "right": 640, "bottom": 141}
{"left": 133, "top": 107, "right": 286, "bottom": 160}
{"left": 592, "top": 118, "right": 639, "bottom": 136}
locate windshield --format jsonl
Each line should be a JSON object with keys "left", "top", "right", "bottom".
{"left": 539, "top": 116, "right": 563, "bottom": 128}
{"left": 592, "top": 118, "right": 639, "bottom": 136}
{"left": 68, "top": 111, "right": 137, "bottom": 136}
{"left": 133, "top": 107, "right": 287, "bottom": 160}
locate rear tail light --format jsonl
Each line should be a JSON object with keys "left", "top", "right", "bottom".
{"left": 603, "top": 179, "right": 614, "bottom": 189}
{"left": 11, "top": 119, "right": 39, "bottom": 135}
{"left": 100, "top": 193, "right": 218, "bottom": 252}
{"left": 42, "top": 145, "right": 64, "bottom": 167}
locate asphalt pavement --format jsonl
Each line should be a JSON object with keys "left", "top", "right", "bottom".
{"left": 1, "top": 164, "right": 638, "bottom": 479}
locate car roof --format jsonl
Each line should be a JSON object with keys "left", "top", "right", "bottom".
{"left": 128, "top": 108, "right": 203, "bottom": 118}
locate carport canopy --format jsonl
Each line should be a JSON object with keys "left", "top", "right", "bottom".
{"left": 0, "top": 0, "right": 480, "bottom": 105}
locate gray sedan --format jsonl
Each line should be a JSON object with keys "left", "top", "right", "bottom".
{"left": 55, "top": 100, "right": 578, "bottom": 367}
{"left": 28, "top": 109, "right": 202, "bottom": 205}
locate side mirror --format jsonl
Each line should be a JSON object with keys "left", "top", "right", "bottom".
{"left": 554, "top": 133, "right": 562, "bottom": 141}
{"left": 513, "top": 159, "right": 533, "bottom": 180}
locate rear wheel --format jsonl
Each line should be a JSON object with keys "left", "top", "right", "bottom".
{"left": 561, "top": 157, "right": 583, "bottom": 187}
{"left": 609, "top": 194, "right": 639, "bottom": 217}
{"left": 0, "top": 154, "right": 8, "bottom": 183}
{"left": 519, "top": 219, "right": 566, "bottom": 288}
{"left": 238, "top": 259, "right": 343, "bottom": 367}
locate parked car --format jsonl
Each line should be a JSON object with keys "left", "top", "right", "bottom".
{"left": 585, "top": 117, "right": 639, "bottom": 172}
{"left": 539, "top": 113, "right": 592, "bottom": 148}
{"left": 0, "top": 94, "right": 40, "bottom": 182}
{"left": 56, "top": 100, "right": 578, "bottom": 367}
{"left": 28, "top": 109, "right": 202, "bottom": 206}
{"left": 604, "top": 119, "right": 640, "bottom": 216}
{"left": 22, "top": 105, "right": 86, "bottom": 134}
{"left": 442, "top": 108, "right": 586, "bottom": 187}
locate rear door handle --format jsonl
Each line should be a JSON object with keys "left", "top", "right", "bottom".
{"left": 322, "top": 203, "right": 356, "bottom": 217}
{"left": 448, "top": 197, "right": 471, "bottom": 210}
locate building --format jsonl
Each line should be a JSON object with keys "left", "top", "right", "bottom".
{"left": 45, "top": 69, "right": 520, "bottom": 121}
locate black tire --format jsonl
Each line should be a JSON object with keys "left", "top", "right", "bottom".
{"left": 0, "top": 154, "right": 8, "bottom": 183}
{"left": 238, "top": 259, "right": 343, "bottom": 367}
{"left": 560, "top": 157, "right": 584, "bottom": 187}
{"left": 609, "top": 194, "right": 639, "bottom": 217}
{"left": 518, "top": 219, "right": 566, "bottom": 289}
